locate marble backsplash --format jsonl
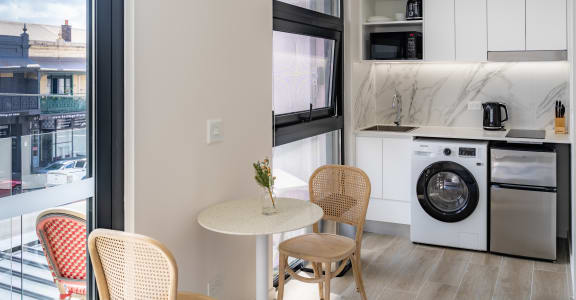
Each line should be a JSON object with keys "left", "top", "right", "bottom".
{"left": 353, "top": 62, "right": 570, "bottom": 131}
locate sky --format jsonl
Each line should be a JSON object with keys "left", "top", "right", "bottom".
{"left": 0, "top": 0, "right": 86, "bottom": 29}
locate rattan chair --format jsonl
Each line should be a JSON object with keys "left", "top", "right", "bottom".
{"left": 88, "top": 229, "right": 214, "bottom": 300}
{"left": 277, "top": 165, "right": 370, "bottom": 300}
{"left": 36, "top": 208, "right": 87, "bottom": 300}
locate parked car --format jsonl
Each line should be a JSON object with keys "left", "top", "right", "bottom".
{"left": 0, "top": 179, "right": 22, "bottom": 197}
{"left": 36, "top": 159, "right": 86, "bottom": 174}
{"left": 46, "top": 159, "right": 87, "bottom": 187}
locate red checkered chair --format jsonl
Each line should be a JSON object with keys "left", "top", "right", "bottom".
{"left": 36, "top": 208, "right": 87, "bottom": 300}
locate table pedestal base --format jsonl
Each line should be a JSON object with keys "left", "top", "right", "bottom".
{"left": 256, "top": 234, "right": 270, "bottom": 300}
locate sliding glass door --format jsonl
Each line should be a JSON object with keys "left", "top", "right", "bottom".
{"left": 0, "top": 1, "right": 92, "bottom": 298}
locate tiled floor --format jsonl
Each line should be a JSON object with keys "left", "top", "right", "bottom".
{"left": 279, "top": 233, "right": 571, "bottom": 300}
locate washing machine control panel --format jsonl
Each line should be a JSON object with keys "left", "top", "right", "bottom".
{"left": 459, "top": 147, "right": 477, "bottom": 157}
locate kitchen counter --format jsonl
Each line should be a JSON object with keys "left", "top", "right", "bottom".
{"left": 356, "top": 125, "right": 572, "bottom": 144}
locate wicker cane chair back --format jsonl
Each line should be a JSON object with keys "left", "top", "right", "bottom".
{"left": 36, "top": 209, "right": 87, "bottom": 298}
{"left": 88, "top": 229, "right": 179, "bottom": 300}
{"left": 309, "top": 165, "right": 371, "bottom": 228}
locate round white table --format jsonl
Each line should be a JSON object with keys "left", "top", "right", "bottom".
{"left": 198, "top": 197, "right": 324, "bottom": 300}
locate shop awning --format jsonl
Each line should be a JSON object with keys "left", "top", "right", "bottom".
{"left": 32, "top": 57, "right": 86, "bottom": 72}
{"left": 0, "top": 57, "right": 39, "bottom": 70}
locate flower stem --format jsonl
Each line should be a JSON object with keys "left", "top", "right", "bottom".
{"left": 267, "top": 186, "right": 276, "bottom": 208}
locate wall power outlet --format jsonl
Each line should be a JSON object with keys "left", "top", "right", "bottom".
{"left": 207, "top": 275, "right": 223, "bottom": 297}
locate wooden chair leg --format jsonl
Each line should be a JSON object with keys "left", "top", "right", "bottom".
{"left": 277, "top": 254, "right": 287, "bottom": 300}
{"left": 323, "top": 262, "right": 332, "bottom": 300}
{"left": 350, "top": 254, "right": 367, "bottom": 300}
{"left": 312, "top": 262, "right": 324, "bottom": 300}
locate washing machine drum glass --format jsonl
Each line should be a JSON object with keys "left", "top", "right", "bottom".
{"left": 417, "top": 161, "right": 479, "bottom": 223}
{"left": 427, "top": 172, "right": 469, "bottom": 213}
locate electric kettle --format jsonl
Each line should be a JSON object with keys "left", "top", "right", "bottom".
{"left": 406, "top": 0, "right": 422, "bottom": 20}
{"left": 482, "top": 102, "right": 508, "bottom": 130}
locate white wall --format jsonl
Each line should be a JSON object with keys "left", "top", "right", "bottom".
{"left": 126, "top": 1, "right": 272, "bottom": 299}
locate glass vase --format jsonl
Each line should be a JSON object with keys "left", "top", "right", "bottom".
{"left": 261, "top": 188, "right": 278, "bottom": 215}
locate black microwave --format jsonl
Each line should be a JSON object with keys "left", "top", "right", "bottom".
{"left": 369, "top": 32, "right": 422, "bottom": 60}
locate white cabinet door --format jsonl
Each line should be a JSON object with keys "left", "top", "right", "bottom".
{"left": 381, "top": 136, "right": 412, "bottom": 203}
{"left": 488, "top": 0, "right": 526, "bottom": 51}
{"left": 356, "top": 137, "right": 383, "bottom": 200}
{"left": 455, "top": 0, "right": 487, "bottom": 61}
{"left": 424, "top": 0, "right": 455, "bottom": 61}
{"left": 526, "top": 0, "right": 567, "bottom": 50}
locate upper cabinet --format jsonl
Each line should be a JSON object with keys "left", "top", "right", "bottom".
{"left": 423, "top": 0, "right": 455, "bottom": 61}
{"left": 424, "top": 0, "right": 488, "bottom": 61}
{"left": 487, "top": 0, "right": 525, "bottom": 51}
{"left": 360, "top": 0, "right": 567, "bottom": 62}
{"left": 488, "top": 0, "right": 567, "bottom": 52}
{"left": 455, "top": 0, "right": 487, "bottom": 61}
{"left": 526, "top": 0, "right": 567, "bottom": 51}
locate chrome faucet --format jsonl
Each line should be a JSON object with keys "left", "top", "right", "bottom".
{"left": 392, "top": 91, "right": 402, "bottom": 126}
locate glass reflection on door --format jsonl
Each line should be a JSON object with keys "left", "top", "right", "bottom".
{"left": 0, "top": 0, "right": 92, "bottom": 298}
{"left": 272, "top": 131, "right": 340, "bottom": 272}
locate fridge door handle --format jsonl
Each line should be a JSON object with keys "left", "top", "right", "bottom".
{"left": 492, "top": 183, "right": 557, "bottom": 193}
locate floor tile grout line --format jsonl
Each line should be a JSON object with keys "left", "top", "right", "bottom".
{"left": 414, "top": 248, "right": 446, "bottom": 300}
{"left": 491, "top": 256, "right": 504, "bottom": 300}
{"left": 529, "top": 259, "right": 535, "bottom": 300}
{"left": 566, "top": 263, "right": 572, "bottom": 299}
{"left": 452, "top": 251, "right": 473, "bottom": 300}
{"left": 382, "top": 241, "right": 418, "bottom": 291}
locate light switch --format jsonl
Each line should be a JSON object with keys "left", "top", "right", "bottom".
{"left": 207, "top": 119, "right": 223, "bottom": 144}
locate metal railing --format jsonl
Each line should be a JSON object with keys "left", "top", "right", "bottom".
{"left": 40, "top": 95, "right": 86, "bottom": 114}
{"left": 0, "top": 93, "right": 86, "bottom": 114}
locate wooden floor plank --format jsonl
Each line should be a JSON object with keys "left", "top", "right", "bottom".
{"left": 416, "top": 281, "right": 458, "bottom": 300}
{"left": 454, "top": 264, "right": 500, "bottom": 300}
{"left": 532, "top": 270, "right": 568, "bottom": 300}
{"left": 279, "top": 234, "right": 569, "bottom": 300}
{"left": 493, "top": 257, "right": 534, "bottom": 300}
{"left": 468, "top": 252, "right": 502, "bottom": 267}
{"left": 386, "top": 246, "right": 443, "bottom": 293}
{"left": 427, "top": 249, "right": 471, "bottom": 286}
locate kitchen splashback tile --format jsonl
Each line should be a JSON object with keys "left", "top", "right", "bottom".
{"left": 354, "top": 62, "right": 569, "bottom": 130}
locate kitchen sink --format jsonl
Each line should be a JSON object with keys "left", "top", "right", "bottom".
{"left": 363, "top": 125, "right": 418, "bottom": 132}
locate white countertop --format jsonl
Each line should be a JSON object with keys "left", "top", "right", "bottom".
{"left": 356, "top": 125, "right": 572, "bottom": 144}
{"left": 197, "top": 197, "right": 324, "bottom": 236}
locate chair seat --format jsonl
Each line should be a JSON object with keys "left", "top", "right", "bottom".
{"left": 279, "top": 233, "right": 356, "bottom": 262}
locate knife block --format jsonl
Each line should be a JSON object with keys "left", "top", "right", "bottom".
{"left": 555, "top": 117, "right": 567, "bottom": 134}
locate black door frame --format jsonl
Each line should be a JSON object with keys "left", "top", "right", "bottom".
{"left": 88, "top": 0, "right": 124, "bottom": 298}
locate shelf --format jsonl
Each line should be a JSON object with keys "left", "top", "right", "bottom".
{"left": 363, "top": 20, "right": 423, "bottom": 26}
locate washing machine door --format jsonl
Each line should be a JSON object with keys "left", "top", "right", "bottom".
{"left": 416, "top": 161, "right": 479, "bottom": 223}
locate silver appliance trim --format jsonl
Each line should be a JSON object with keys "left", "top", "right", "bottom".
{"left": 488, "top": 50, "right": 567, "bottom": 62}
{"left": 490, "top": 186, "right": 556, "bottom": 260}
{"left": 491, "top": 148, "right": 556, "bottom": 187}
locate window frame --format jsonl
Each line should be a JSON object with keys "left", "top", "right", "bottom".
{"left": 272, "top": 0, "right": 345, "bottom": 287}
{"left": 88, "top": 0, "right": 125, "bottom": 298}
{"left": 273, "top": 0, "right": 344, "bottom": 148}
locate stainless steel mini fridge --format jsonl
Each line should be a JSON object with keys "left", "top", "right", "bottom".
{"left": 490, "top": 145, "right": 557, "bottom": 260}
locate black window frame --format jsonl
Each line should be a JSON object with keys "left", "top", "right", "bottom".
{"left": 273, "top": 0, "right": 344, "bottom": 148}
{"left": 272, "top": 0, "right": 345, "bottom": 286}
{"left": 88, "top": 0, "right": 125, "bottom": 298}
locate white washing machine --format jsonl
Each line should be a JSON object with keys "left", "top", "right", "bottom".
{"left": 411, "top": 138, "right": 488, "bottom": 251}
